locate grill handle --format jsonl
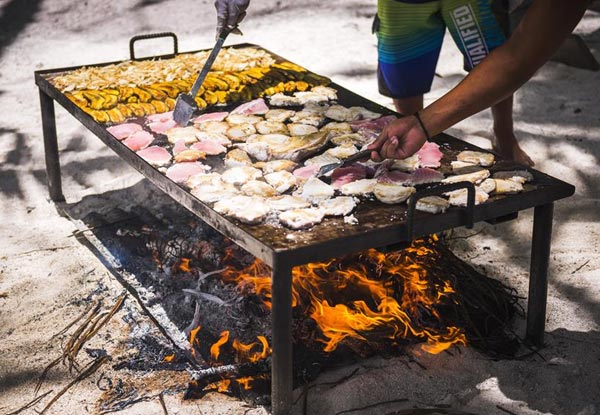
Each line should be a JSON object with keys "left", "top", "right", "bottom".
{"left": 129, "top": 32, "right": 179, "bottom": 60}
{"left": 406, "top": 181, "right": 476, "bottom": 240}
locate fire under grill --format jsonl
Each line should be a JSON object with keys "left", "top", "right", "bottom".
{"left": 35, "top": 35, "right": 575, "bottom": 414}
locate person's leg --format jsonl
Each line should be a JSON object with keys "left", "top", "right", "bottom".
{"left": 375, "top": 0, "right": 444, "bottom": 114}
{"left": 441, "top": 0, "right": 533, "bottom": 165}
{"left": 393, "top": 95, "right": 424, "bottom": 116}
{"left": 491, "top": 95, "right": 534, "bottom": 166}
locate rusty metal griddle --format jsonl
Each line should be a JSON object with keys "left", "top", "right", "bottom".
{"left": 34, "top": 33, "right": 574, "bottom": 415}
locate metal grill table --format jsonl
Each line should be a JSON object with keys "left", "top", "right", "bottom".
{"left": 35, "top": 40, "right": 574, "bottom": 415}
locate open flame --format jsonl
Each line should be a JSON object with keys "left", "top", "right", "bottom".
{"left": 222, "top": 235, "right": 466, "bottom": 355}
{"left": 187, "top": 236, "right": 470, "bottom": 396}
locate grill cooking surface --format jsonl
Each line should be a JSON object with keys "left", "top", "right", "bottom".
{"left": 35, "top": 44, "right": 575, "bottom": 265}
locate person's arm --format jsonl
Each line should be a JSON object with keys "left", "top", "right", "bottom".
{"left": 369, "top": 0, "right": 590, "bottom": 161}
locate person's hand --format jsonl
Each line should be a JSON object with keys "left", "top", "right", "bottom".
{"left": 215, "top": 0, "right": 250, "bottom": 38}
{"left": 367, "top": 115, "right": 428, "bottom": 161}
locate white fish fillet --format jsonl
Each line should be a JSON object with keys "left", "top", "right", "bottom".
{"left": 221, "top": 166, "right": 263, "bottom": 185}
{"left": 493, "top": 179, "right": 524, "bottom": 194}
{"left": 320, "top": 122, "right": 353, "bottom": 135}
{"left": 457, "top": 150, "right": 495, "bottom": 167}
{"left": 213, "top": 195, "right": 270, "bottom": 224}
{"left": 339, "top": 178, "right": 377, "bottom": 196}
{"left": 442, "top": 169, "right": 490, "bottom": 184}
{"left": 289, "top": 111, "right": 324, "bottom": 127}
{"left": 254, "top": 159, "right": 298, "bottom": 173}
{"left": 235, "top": 142, "right": 272, "bottom": 162}
{"left": 391, "top": 155, "right": 420, "bottom": 172}
{"left": 195, "top": 131, "right": 232, "bottom": 147}
{"left": 304, "top": 153, "right": 341, "bottom": 168}
{"left": 325, "top": 105, "right": 353, "bottom": 122}
{"left": 166, "top": 126, "right": 199, "bottom": 144}
{"left": 264, "top": 171, "right": 297, "bottom": 193}
{"left": 226, "top": 114, "right": 262, "bottom": 125}
{"left": 294, "top": 177, "right": 334, "bottom": 203}
{"left": 447, "top": 188, "right": 489, "bottom": 206}
{"left": 415, "top": 196, "right": 450, "bottom": 214}
{"left": 450, "top": 160, "right": 481, "bottom": 174}
{"left": 349, "top": 106, "right": 381, "bottom": 120}
{"left": 294, "top": 91, "right": 331, "bottom": 105}
{"left": 324, "top": 144, "right": 358, "bottom": 159}
{"left": 373, "top": 183, "right": 416, "bottom": 204}
{"left": 241, "top": 180, "right": 278, "bottom": 197}
{"left": 287, "top": 123, "right": 318, "bottom": 136}
{"left": 492, "top": 170, "right": 533, "bottom": 184}
{"left": 478, "top": 178, "right": 497, "bottom": 194}
{"left": 195, "top": 121, "right": 229, "bottom": 134}
{"left": 330, "top": 133, "right": 373, "bottom": 147}
{"left": 255, "top": 120, "right": 289, "bottom": 135}
{"left": 267, "top": 195, "right": 310, "bottom": 211}
{"left": 319, "top": 196, "right": 357, "bottom": 216}
{"left": 225, "top": 123, "right": 257, "bottom": 142}
{"left": 310, "top": 86, "right": 338, "bottom": 101}
{"left": 265, "top": 109, "right": 295, "bottom": 122}
{"left": 224, "top": 148, "right": 253, "bottom": 168}
{"left": 279, "top": 207, "right": 325, "bottom": 230}
{"left": 190, "top": 178, "right": 239, "bottom": 204}
{"left": 268, "top": 93, "right": 301, "bottom": 107}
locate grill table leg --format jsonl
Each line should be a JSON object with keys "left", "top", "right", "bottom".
{"left": 39, "top": 88, "right": 65, "bottom": 202}
{"left": 526, "top": 203, "right": 554, "bottom": 347}
{"left": 271, "top": 261, "right": 293, "bottom": 415}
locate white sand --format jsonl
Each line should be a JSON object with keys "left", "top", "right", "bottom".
{"left": 1, "top": 1, "right": 599, "bottom": 414}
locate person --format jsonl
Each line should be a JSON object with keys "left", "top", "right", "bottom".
{"left": 213, "top": 0, "right": 589, "bottom": 163}
{"left": 374, "top": 0, "right": 534, "bottom": 166}
{"left": 215, "top": 0, "right": 250, "bottom": 38}
{"left": 369, "top": 0, "right": 590, "bottom": 162}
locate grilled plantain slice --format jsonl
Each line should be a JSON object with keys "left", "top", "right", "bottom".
{"left": 128, "top": 103, "right": 147, "bottom": 117}
{"left": 194, "top": 96, "right": 208, "bottom": 110}
{"left": 202, "top": 90, "right": 219, "bottom": 106}
{"left": 139, "top": 102, "right": 156, "bottom": 115}
{"left": 82, "top": 90, "right": 106, "bottom": 110}
{"left": 143, "top": 86, "right": 167, "bottom": 101}
{"left": 101, "top": 90, "right": 119, "bottom": 108}
{"left": 164, "top": 97, "right": 176, "bottom": 110}
{"left": 118, "top": 86, "right": 135, "bottom": 101}
{"left": 67, "top": 92, "right": 88, "bottom": 108}
{"left": 151, "top": 100, "right": 170, "bottom": 113}
{"left": 82, "top": 107, "right": 110, "bottom": 123}
{"left": 132, "top": 87, "right": 153, "bottom": 103}
{"left": 152, "top": 82, "right": 180, "bottom": 98}
{"left": 223, "top": 73, "right": 241, "bottom": 89}
{"left": 272, "top": 61, "right": 306, "bottom": 72}
{"left": 116, "top": 103, "right": 133, "bottom": 118}
{"left": 106, "top": 107, "right": 126, "bottom": 123}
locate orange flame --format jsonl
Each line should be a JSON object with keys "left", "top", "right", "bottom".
{"left": 236, "top": 377, "right": 254, "bottom": 390}
{"left": 232, "top": 335, "right": 270, "bottom": 363}
{"left": 210, "top": 331, "right": 230, "bottom": 362}
{"left": 162, "top": 353, "right": 175, "bottom": 362}
{"left": 221, "top": 236, "right": 467, "bottom": 355}
{"left": 179, "top": 258, "right": 191, "bottom": 272}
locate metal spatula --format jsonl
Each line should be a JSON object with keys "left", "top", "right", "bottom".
{"left": 317, "top": 149, "right": 372, "bottom": 177}
{"left": 173, "top": 28, "right": 232, "bottom": 126}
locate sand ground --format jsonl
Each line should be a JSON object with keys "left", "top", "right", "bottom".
{"left": 1, "top": 1, "right": 599, "bottom": 414}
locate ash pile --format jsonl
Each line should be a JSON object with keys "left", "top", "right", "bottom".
{"left": 66, "top": 183, "right": 524, "bottom": 406}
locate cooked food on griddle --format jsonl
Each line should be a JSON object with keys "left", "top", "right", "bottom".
{"left": 457, "top": 150, "right": 495, "bottom": 167}
{"left": 294, "top": 177, "right": 335, "bottom": 204}
{"left": 416, "top": 196, "right": 450, "bottom": 214}
{"left": 442, "top": 169, "right": 490, "bottom": 184}
{"left": 492, "top": 170, "right": 533, "bottom": 184}
{"left": 319, "top": 197, "right": 358, "bottom": 216}
{"left": 373, "top": 183, "right": 416, "bottom": 205}
{"left": 264, "top": 171, "right": 297, "bottom": 193}
{"left": 279, "top": 207, "right": 326, "bottom": 230}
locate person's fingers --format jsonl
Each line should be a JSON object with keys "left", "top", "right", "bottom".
{"left": 368, "top": 129, "right": 389, "bottom": 151}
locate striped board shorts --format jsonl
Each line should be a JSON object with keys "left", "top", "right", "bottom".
{"left": 375, "top": 0, "right": 506, "bottom": 98}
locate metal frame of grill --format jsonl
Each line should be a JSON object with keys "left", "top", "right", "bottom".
{"left": 35, "top": 36, "right": 575, "bottom": 415}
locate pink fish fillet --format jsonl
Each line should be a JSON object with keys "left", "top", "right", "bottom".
{"left": 416, "top": 141, "right": 443, "bottom": 168}
{"left": 106, "top": 123, "right": 142, "bottom": 140}
{"left": 148, "top": 119, "right": 178, "bottom": 134}
{"left": 376, "top": 170, "right": 412, "bottom": 184}
{"left": 190, "top": 140, "right": 227, "bottom": 155}
{"left": 331, "top": 164, "right": 368, "bottom": 189}
{"left": 122, "top": 130, "right": 155, "bottom": 151}
{"left": 165, "top": 162, "right": 210, "bottom": 183}
{"left": 350, "top": 115, "right": 397, "bottom": 133}
{"left": 231, "top": 98, "right": 269, "bottom": 115}
{"left": 146, "top": 111, "right": 173, "bottom": 123}
{"left": 407, "top": 168, "right": 444, "bottom": 185}
{"left": 293, "top": 164, "right": 319, "bottom": 179}
{"left": 191, "top": 111, "right": 229, "bottom": 123}
{"left": 136, "top": 146, "right": 172, "bottom": 166}
{"left": 173, "top": 139, "right": 188, "bottom": 155}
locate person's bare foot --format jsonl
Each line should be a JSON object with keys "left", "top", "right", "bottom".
{"left": 492, "top": 126, "right": 535, "bottom": 167}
